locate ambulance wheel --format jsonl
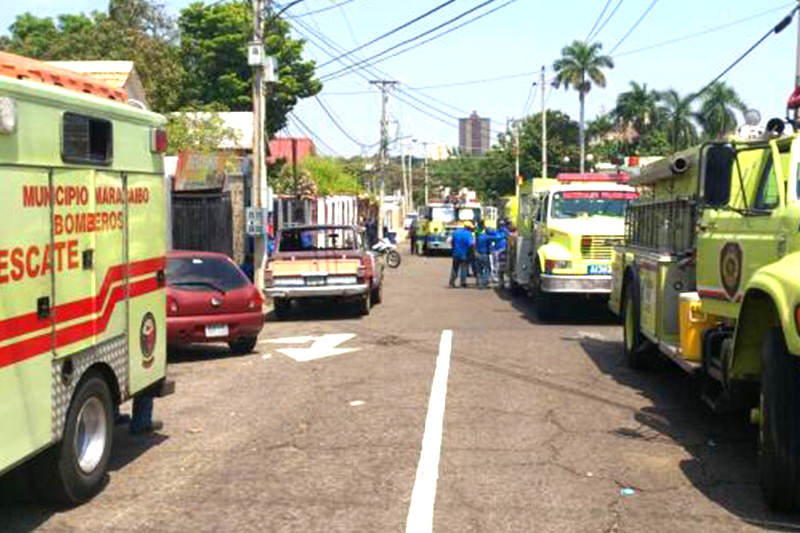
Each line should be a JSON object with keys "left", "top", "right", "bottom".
{"left": 229, "top": 337, "right": 258, "bottom": 355}
{"left": 371, "top": 283, "right": 383, "bottom": 305}
{"left": 359, "top": 294, "right": 371, "bottom": 316}
{"left": 759, "top": 327, "right": 800, "bottom": 512}
{"left": 622, "top": 279, "right": 648, "bottom": 370}
{"left": 35, "top": 371, "right": 113, "bottom": 505}
{"left": 273, "top": 298, "right": 290, "bottom": 320}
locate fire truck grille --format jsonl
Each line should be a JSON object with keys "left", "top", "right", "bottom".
{"left": 581, "top": 235, "right": 622, "bottom": 260}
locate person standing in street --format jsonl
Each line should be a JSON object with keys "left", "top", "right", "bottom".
{"left": 409, "top": 220, "right": 417, "bottom": 255}
{"left": 449, "top": 220, "right": 474, "bottom": 288}
{"left": 475, "top": 224, "right": 492, "bottom": 289}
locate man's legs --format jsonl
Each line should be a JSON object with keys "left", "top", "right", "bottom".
{"left": 459, "top": 258, "right": 468, "bottom": 287}
{"left": 477, "top": 254, "right": 488, "bottom": 288}
{"left": 130, "top": 395, "right": 162, "bottom": 434}
{"left": 489, "top": 251, "right": 498, "bottom": 284}
{"left": 449, "top": 256, "right": 460, "bottom": 287}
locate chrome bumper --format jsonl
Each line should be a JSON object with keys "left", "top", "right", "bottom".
{"left": 265, "top": 284, "right": 369, "bottom": 299}
{"left": 540, "top": 274, "right": 612, "bottom": 294}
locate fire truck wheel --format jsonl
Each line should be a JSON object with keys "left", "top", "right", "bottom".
{"left": 229, "top": 337, "right": 258, "bottom": 355}
{"left": 533, "top": 264, "right": 554, "bottom": 321}
{"left": 35, "top": 371, "right": 114, "bottom": 505}
{"left": 359, "top": 294, "right": 371, "bottom": 316}
{"left": 371, "top": 283, "right": 383, "bottom": 305}
{"left": 759, "top": 327, "right": 800, "bottom": 512}
{"left": 273, "top": 298, "right": 290, "bottom": 320}
{"left": 622, "top": 280, "right": 648, "bottom": 370}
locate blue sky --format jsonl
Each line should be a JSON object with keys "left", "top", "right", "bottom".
{"left": 2, "top": 1, "right": 799, "bottom": 158}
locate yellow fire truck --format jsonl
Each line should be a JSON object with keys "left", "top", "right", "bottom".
{"left": 608, "top": 115, "right": 800, "bottom": 510}
{"left": 508, "top": 174, "right": 637, "bottom": 319}
{"left": 0, "top": 52, "right": 172, "bottom": 504}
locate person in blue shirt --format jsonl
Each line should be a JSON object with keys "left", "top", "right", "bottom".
{"left": 449, "top": 221, "right": 474, "bottom": 288}
{"left": 475, "top": 223, "right": 492, "bottom": 289}
{"left": 490, "top": 221, "right": 510, "bottom": 286}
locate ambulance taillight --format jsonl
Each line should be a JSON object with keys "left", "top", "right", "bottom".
{"left": 0, "top": 97, "right": 17, "bottom": 134}
{"left": 151, "top": 127, "right": 168, "bottom": 153}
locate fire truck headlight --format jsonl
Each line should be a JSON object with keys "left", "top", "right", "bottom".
{"left": 0, "top": 97, "right": 17, "bottom": 134}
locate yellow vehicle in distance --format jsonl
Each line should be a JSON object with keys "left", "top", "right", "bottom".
{"left": 418, "top": 201, "right": 492, "bottom": 254}
{"left": 509, "top": 174, "right": 637, "bottom": 319}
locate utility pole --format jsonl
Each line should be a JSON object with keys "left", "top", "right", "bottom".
{"left": 370, "top": 80, "right": 398, "bottom": 239}
{"left": 401, "top": 144, "right": 408, "bottom": 213}
{"left": 508, "top": 118, "right": 521, "bottom": 199}
{"left": 540, "top": 65, "right": 547, "bottom": 183}
{"left": 250, "top": 0, "right": 268, "bottom": 291}
{"left": 421, "top": 142, "right": 429, "bottom": 206}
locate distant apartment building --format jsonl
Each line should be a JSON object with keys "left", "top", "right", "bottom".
{"left": 458, "top": 111, "right": 490, "bottom": 155}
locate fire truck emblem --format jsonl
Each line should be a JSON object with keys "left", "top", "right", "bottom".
{"left": 719, "top": 242, "right": 743, "bottom": 301}
{"left": 140, "top": 312, "right": 157, "bottom": 368}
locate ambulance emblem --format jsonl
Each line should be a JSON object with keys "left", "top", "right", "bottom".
{"left": 719, "top": 242, "right": 743, "bottom": 301}
{"left": 140, "top": 312, "right": 157, "bottom": 368}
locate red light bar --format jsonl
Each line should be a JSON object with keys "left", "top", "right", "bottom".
{"left": 556, "top": 172, "right": 630, "bottom": 183}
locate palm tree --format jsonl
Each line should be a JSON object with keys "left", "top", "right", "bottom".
{"left": 614, "top": 81, "right": 660, "bottom": 136}
{"left": 697, "top": 82, "right": 746, "bottom": 139}
{"left": 552, "top": 40, "right": 614, "bottom": 173}
{"left": 658, "top": 89, "right": 698, "bottom": 151}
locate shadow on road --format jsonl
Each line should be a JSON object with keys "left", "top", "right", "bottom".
{"left": 495, "top": 287, "right": 619, "bottom": 325}
{"left": 268, "top": 299, "right": 365, "bottom": 323}
{"left": 579, "top": 337, "right": 800, "bottom": 530}
{"left": 168, "top": 343, "right": 239, "bottom": 364}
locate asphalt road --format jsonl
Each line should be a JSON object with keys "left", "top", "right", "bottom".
{"left": 3, "top": 250, "right": 800, "bottom": 532}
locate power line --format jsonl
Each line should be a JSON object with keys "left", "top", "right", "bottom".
{"left": 614, "top": 3, "right": 794, "bottom": 58}
{"left": 320, "top": 0, "right": 503, "bottom": 81}
{"left": 609, "top": 0, "right": 660, "bottom": 54}
{"left": 694, "top": 5, "right": 798, "bottom": 99}
{"left": 287, "top": 0, "right": 358, "bottom": 17}
{"left": 522, "top": 81, "right": 538, "bottom": 116}
{"left": 585, "top": 0, "right": 613, "bottom": 42}
{"left": 289, "top": 112, "right": 341, "bottom": 156}
{"left": 314, "top": 95, "right": 370, "bottom": 147}
{"left": 324, "top": 0, "right": 520, "bottom": 82}
{"left": 318, "top": 0, "right": 456, "bottom": 68}
{"left": 588, "top": 0, "right": 624, "bottom": 42}
{"left": 412, "top": 70, "right": 539, "bottom": 90}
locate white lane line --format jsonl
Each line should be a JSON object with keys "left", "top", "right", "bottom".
{"left": 406, "top": 329, "right": 453, "bottom": 533}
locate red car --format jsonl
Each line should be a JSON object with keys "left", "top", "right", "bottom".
{"left": 166, "top": 251, "right": 264, "bottom": 354}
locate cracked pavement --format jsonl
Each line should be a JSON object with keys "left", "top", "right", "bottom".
{"left": 3, "top": 251, "right": 800, "bottom": 531}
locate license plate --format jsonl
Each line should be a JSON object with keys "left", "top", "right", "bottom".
{"left": 588, "top": 264, "right": 611, "bottom": 275}
{"left": 305, "top": 277, "right": 326, "bottom": 286}
{"left": 205, "top": 324, "right": 229, "bottom": 338}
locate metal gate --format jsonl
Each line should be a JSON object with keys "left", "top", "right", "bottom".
{"left": 171, "top": 191, "right": 233, "bottom": 256}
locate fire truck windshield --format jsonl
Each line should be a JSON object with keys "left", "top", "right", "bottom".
{"left": 551, "top": 191, "right": 637, "bottom": 219}
{"left": 430, "top": 206, "right": 456, "bottom": 223}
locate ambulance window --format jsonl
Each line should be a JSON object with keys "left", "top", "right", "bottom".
{"left": 62, "top": 113, "right": 113, "bottom": 164}
{"left": 754, "top": 154, "right": 782, "bottom": 210}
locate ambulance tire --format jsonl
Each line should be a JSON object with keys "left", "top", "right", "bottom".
{"left": 35, "top": 371, "right": 113, "bottom": 505}
{"left": 759, "top": 327, "right": 800, "bottom": 512}
{"left": 273, "top": 298, "right": 290, "bottom": 320}
{"left": 622, "top": 278, "right": 649, "bottom": 370}
{"left": 229, "top": 337, "right": 258, "bottom": 355}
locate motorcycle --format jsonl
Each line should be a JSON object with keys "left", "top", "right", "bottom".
{"left": 372, "top": 238, "right": 401, "bottom": 268}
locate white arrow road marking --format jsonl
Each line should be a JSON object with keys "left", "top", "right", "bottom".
{"left": 264, "top": 333, "right": 359, "bottom": 362}
{"left": 406, "top": 329, "right": 453, "bottom": 533}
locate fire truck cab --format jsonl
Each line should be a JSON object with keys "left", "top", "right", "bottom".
{"left": 0, "top": 52, "right": 171, "bottom": 504}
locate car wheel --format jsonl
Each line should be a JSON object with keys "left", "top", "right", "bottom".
{"left": 229, "top": 337, "right": 258, "bottom": 355}
{"left": 273, "top": 298, "right": 290, "bottom": 320}
{"left": 760, "top": 327, "right": 800, "bottom": 511}
{"left": 371, "top": 283, "right": 383, "bottom": 305}
{"left": 33, "top": 371, "right": 114, "bottom": 505}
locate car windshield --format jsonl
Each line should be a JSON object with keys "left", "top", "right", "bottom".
{"left": 457, "top": 207, "right": 481, "bottom": 221}
{"left": 550, "top": 191, "right": 638, "bottom": 219}
{"left": 279, "top": 227, "right": 358, "bottom": 251}
{"left": 429, "top": 206, "right": 455, "bottom": 223}
{"left": 167, "top": 256, "right": 249, "bottom": 292}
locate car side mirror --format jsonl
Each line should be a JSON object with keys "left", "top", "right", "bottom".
{"left": 702, "top": 144, "right": 735, "bottom": 207}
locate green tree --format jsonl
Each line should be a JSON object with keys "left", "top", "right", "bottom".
{"left": 552, "top": 40, "right": 613, "bottom": 173}
{"left": 166, "top": 110, "right": 241, "bottom": 155}
{"left": 613, "top": 81, "right": 660, "bottom": 143}
{"left": 658, "top": 89, "right": 699, "bottom": 151}
{"left": 178, "top": 1, "right": 322, "bottom": 136}
{"left": 696, "top": 81, "right": 746, "bottom": 139}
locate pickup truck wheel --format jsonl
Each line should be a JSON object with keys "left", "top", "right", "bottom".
{"left": 34, "top": 371, "right": 113, "bottom": 505}
{"left": 359, "top": 294, "right": 371, "bottom": 316}
{"left": 273, "top": 298, "right": 290, "bottom": 320}
{"left": 370, "top": 283, "right": 383, "bottom": 305}
{"left": 759, "top": 327, "right": 800, "bottom": 512}
{"left": 622, "top": 280, "right": 648, "bottom": 370}
{"left": 229, "top": 337, "right": 258, "bottom": 355}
